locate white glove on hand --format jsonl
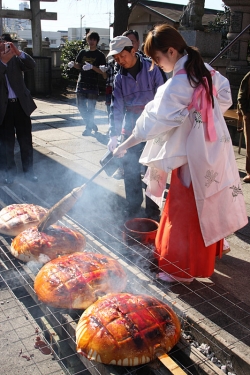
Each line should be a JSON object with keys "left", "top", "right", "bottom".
{"left": 67, "top": 61, "right": 74, "bottom": 68}
{"left": 108, "top": 136, "right": 118, "bottom": 152}
{"left": 82, "top": 62, "right": 93, "bottom": 71}
{"left": 99, "top": 65, "right": 108, "bottom": 73}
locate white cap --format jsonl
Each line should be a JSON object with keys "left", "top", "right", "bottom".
{"left": 107, "top": 36, "right": 133, "bottom": 58}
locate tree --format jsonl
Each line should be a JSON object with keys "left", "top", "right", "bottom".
{"left": 60, "top": 39, "right": 87, "bottom": 80}
{"left": 113, "top": 0, "right": 140, "bottom": 37}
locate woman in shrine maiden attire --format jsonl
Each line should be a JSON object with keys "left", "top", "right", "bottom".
{"left": 113, "top": 24, "right": 248, "bottom": 284}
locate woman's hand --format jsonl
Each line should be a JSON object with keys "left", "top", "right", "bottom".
{"left": 113, "top": 146, "right": 127, "bottom": 158}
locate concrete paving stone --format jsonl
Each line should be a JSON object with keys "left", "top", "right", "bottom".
{"left": 51, "top": 138, "right": 106, "bottom": 153}
{"left": 34, "top": 117, "right": 68, "bottom": 124}
{"left": 228, "top": 234, "right": 250, "bottom": 253}
{"left": 32, "top": 129, "right": 75, "bottom": 142}
{"left": 0, "top": 298, "right": 17, "bottom": 312}
{"left": 44, "top": 147, "right": 82, "bottom": 161}
{"left": 48, "top": 126, "right": 84, "bottom": 134}
{"left": 76, "top": 148, "right": 107, "bottom": 164}
{"left": 32, "top": 137, "right": 53, "bottom": 148}
{"left": 32, "top": 123, "right": 53, "bottom": 131}
{"left": 0, "top": 287, "right": 66, "bottom": 374}
{"left": 0, "top": 318, "right": 20, "bottom": 339}
{"left": 9, "top": 318, "right": 37, "bottom": 337}
{"left": 0, "top": 288, "right": 12, "bottom": 300}
{"left": 73, "top": 158, "right": 107, "bottom": 177}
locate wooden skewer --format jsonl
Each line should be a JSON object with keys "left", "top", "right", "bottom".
{"left": 37, "top": 155, "right": 115, "bottom": 232}
{"left": 155, "top": 348, "right": 186, "bottom": 375}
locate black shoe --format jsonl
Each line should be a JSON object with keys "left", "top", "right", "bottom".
{"left": 4, "top": 177, "right": 14, "bottom": 185}
{"left": 92, "top": 124, "right": 98, "bottom": 133}
{"left": 82, "top": 128, "right": 92, "bottom": 136}
{"left": 25, "top": 174, "right": 38, "bottom": 182}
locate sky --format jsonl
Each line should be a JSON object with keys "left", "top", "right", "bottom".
{"left": 7, "top": 0, "right": 225, "bottom": 32}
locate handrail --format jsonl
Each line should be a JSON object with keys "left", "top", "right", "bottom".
{"left": 209, "top": 23, "right": 250, "bottom": 65}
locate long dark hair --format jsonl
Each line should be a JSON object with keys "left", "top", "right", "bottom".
{"left": 144, "top": 24, "right": 214, "bottom": 107}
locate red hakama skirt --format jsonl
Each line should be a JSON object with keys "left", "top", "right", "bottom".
{"left": 155, "top": 168, "right": 223, "bottom": 280}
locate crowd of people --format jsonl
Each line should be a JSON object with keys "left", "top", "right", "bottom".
{"left": 0, "top": 27, "right": 248, "bottom": 284}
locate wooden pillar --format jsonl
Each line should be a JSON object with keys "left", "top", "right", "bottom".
{"left": 30, "top": 0, "right": 42, "bottom": 56}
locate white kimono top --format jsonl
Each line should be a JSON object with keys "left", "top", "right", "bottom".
{"left": 133, "top": 55, "right": 248, "bottom": 246}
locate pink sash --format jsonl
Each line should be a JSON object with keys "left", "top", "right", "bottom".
{"left": 176, "top": 69, "right": 217, "bottom": 141}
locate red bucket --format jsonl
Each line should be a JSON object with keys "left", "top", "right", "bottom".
{"left": 123, "top": 218, "right": 159, "bottom": 244}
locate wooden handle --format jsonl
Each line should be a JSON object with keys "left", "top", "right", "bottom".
{"left": 156, "top": 352, "right": 186, "bottom": 375}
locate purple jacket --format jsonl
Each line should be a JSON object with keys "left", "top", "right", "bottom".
{"left": 109, "top": 55, "right": 165, "bottom": 137}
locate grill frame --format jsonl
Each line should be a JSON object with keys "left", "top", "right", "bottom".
{"left": 0, "top": 183, "right": 249, "bottom": 375}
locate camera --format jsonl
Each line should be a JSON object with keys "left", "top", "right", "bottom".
{"left": 5, "top": 43, "right": 10, "bottom": 53}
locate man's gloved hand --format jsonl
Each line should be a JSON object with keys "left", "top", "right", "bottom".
{"left": 82, "top": 62, "right": 93, "bottom": 71}
{"left": 99, "top": 65, "right": 108, "bottom": 73}
{"left": 108, "top": 136, "right": 118, "bottom": 152}
{"left": 67, "top": 61, "right": 74, "bottom": 68}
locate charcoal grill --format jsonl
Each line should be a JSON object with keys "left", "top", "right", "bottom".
{"left": 0, "top": 182, "right": 250, "bottom": 375}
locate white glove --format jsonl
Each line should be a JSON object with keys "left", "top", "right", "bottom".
{"left": 82, "top": 62, "right": 93, "bottom": 71}
{"left": 67, "top": 61, "right": 74, "bottom": 68}
{"left": 99, "top": 65, "right": 108, "bottom": 73}
{"left": 108, "top": 136, "right": 118, "bottom": 152}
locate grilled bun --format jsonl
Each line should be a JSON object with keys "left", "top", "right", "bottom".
{"left": 11, "top": 225, "right": 86, "bottom": 263}
{"left": 76, "top": 293, "right": 181, "bottom": 366}
{"left": 0, "top": 204, "right": 48, "bottom": 236}
{"left": 34, "top": 252, "right": 127, "bottom": 309}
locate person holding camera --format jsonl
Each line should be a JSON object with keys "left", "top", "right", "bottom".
{"left": 0, "top": 34, "right": 37, "bottom": 184}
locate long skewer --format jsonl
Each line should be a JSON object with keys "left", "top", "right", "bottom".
{"left": 37, "top": 154, "right": 114, "bottom": 232}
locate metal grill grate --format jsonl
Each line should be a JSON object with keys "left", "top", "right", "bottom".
{"left": 0, "top": 183, "right": 249, "bottom": 375}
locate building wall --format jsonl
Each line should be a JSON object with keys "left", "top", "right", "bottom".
{"left": 68, "top": 27, "right": 110, "bottom": 50}
{"left": 128, "top": 8, "right": 176, "bottom": 46}
{"left": 17, "top": 30, "right": 62, "bottom": 48}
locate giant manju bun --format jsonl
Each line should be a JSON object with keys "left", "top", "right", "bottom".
{"left": 34, "top": 252, "right": 127, "bottom": 309}
{"left": 11, "top": 225, "right": 86, "bottom": 263}
{"left": 76, "top": 293, "right": 181, "bottom": 366}
{"left": 0, "top": 204, "right": 48, "bottom": 236}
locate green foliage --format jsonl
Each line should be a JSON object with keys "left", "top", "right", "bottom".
{"left": 207, "top": 6, "right": 230, "bottom": 50}
{"left": 60, "top": 39, "right": 88, "bottom": 80}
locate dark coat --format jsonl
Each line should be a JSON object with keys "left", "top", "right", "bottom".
{"left": 237, "top": 71, "right": 250, "bottom": 115}
{"left": 0, "top": 52, "right": 37, "bottom": 125}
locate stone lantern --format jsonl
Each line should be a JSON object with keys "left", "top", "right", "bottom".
{"left": 179, "top": 0, "right": 222, "bottom": 63}
{"left": 223, "top": 0, "right": 250, "bottom": 105}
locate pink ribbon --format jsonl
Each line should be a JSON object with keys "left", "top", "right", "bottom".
{"left": 176, "top": 69, "right": 217, "bottom": 142}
